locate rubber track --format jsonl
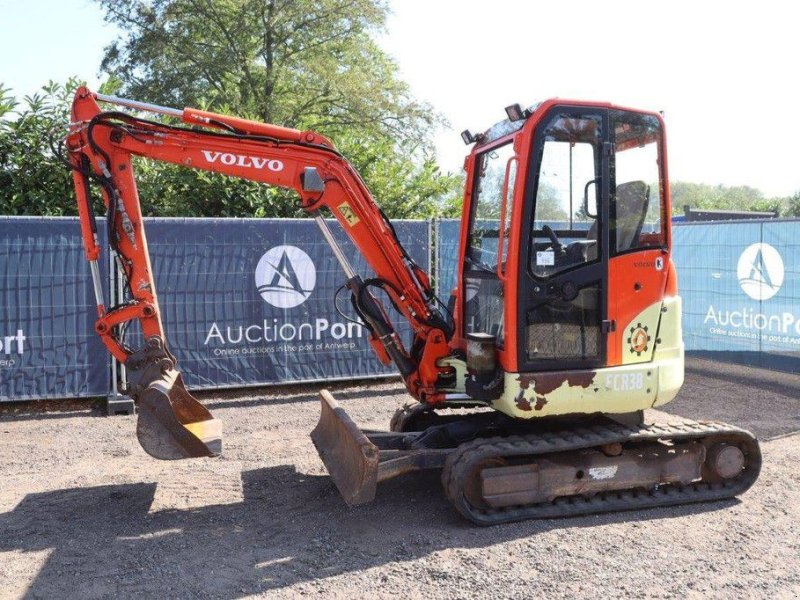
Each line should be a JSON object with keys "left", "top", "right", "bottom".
{"left": 442, "top": 420, "right": 762, "bottom": 525}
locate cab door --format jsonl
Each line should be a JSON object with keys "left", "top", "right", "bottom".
{"left": 517, "top": 107, "right": 610, "bottom": 372}
{"left": 605, "top": 110, "right": 669, "bottom": 366}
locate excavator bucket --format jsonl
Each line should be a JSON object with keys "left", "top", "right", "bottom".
{"left": 311, "top": 390, "right": 380, "bottom": 505}
{"left": 136, "top": 370, "right": 222, "bottom": 460}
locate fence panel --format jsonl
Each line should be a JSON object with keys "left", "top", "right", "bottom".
{"left": 2, "top": 215, "right": 797, "bottom": 402}
{"left": 758, "top": 221, "right": 800, "bottom": 363}
{"left": 674, "top": 220, "right": 799, "bottom": 370}
{"left": 123, "top": 218, "right": 429, "bottom": 389}
{"left": 0, "top": 217, "right": 109, "bottom": 401}
{"left": 673, "top": 221, "right": 763, "bottom": 352}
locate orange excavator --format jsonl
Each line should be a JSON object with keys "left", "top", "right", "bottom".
{"left": 65, "top": 88, "right": 760, "bottom": 524}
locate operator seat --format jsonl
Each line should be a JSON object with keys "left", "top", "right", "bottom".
{"left": 585, "top": 179, "right": 649, "bottom": 259}
{"left": 614, "top": 180, "right": 650, "bottom": 252}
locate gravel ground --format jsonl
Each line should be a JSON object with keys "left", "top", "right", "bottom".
{"left": 1, "top": 356, "right": 798, "bottom": 599}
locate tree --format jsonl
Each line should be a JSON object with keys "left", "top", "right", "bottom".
{"left": 0, "top": 79, "right": 102, "bottom": 216}
{"left": 534, "top": 183, "right": 568, "bottom": 221}
{"left": 670, "top": 181, "right": 790, "bottom": 216}
{"left": 94, "top": 0, "right": 462, "bottom": 218}
{"left": 788, "top": 191, "right": 800, "bottom": 217}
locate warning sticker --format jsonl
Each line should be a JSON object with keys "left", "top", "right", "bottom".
{"left": 537, "top": 250, "right": 555, "bottom": 266}
{"left": 337, "top": 202, "right": 360, "bottom": 227}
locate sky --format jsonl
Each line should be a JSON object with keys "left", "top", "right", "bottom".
{"left": 1, "top": 0, "right": 798, "bottom": 196}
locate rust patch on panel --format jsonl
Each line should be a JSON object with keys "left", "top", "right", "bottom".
{"left": 517, "top": 371, "right": 596, "bottom": 396}
{"left": 534, "top": 396, "right": 548, "bottom": 411}
{"left": 514, "top": 392, "right": 532, "bottom": 412}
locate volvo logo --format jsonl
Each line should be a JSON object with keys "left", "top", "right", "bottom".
{"left": 201, "top": 150, "right": 284, "bottom": 172}
{"left": 255, "top": 246, "right": 316, "bottom": 308}
{"left": 737, "top": 243, "right": 784, "bottom": 301}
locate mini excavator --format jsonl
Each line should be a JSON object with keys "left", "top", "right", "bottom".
{"left": 65, "top": 88, "right": 761, "bottom": 524}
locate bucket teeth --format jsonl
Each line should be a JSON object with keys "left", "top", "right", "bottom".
{"left": 311, "top": 390, "right": 379, "bottom": 505}
{"left": 135, "top": 370, "right": 222, "bottom": 460}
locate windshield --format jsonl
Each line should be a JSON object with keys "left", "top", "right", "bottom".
{"left": 466, "top": 141, "right": 516, "bottom": 271}
{"left": 463, "top": 141, "right": 516, "bottom": 342}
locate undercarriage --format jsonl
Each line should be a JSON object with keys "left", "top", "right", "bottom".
{"left": 313, "top": 392, "right": 761, "bottom": 525}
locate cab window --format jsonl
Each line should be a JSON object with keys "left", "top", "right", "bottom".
{"left": 530, "top": 113, "right": 602, "bottom": 278}
{"left": 463, "top": 141, "right": 515, "bottom": 342}
{"left": 610, "top": 112, "right": 665, "bottom": 254}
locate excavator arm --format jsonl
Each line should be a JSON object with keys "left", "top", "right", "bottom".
{"left": 65, "top": 87, "right": 454, "bottom": 459}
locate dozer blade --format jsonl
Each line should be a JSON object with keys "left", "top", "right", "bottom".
{"left": 136, "top": 370, "right": 222, "bottom": 460}
{"left": 311, "top": 390, "right": 379, "bottom": 505}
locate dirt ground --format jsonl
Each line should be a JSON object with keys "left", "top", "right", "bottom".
{"left": 1, "top": 356, "right": 798, "bottom": 599}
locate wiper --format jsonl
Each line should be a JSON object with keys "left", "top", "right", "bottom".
{"left": 465, "top": 255, "right": 495, "bottom": 274}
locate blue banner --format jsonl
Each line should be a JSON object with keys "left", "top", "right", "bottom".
{"left": 2, "top": 215, "right": 796, "bottom": 402}
{"left": 124, "top": 218, "right": 430, "bottom": 389}
{"left": 0, "top": 217, "right": 109, "bottom": 401}
{"left": 676, "top": 220, "right": 800, "bottom": 368}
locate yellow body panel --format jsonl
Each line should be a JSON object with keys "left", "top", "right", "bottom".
{"left": 183, "top": 418, "right": 223, "bottom": 444}
{"left": 489, "top": 296, "right": 684, "bottom": 419}
{"left": 621, "top": 301, "right": 664, "bottom": 365}
{"left": 651, "top": 295, "right": 685, "bottom": 407}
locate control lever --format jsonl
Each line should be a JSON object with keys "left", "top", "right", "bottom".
{"left": 542, "top": 224, "right": 566, "bottom": 258}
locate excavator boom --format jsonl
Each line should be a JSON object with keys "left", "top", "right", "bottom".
{"left": 66, "top": 88, "right": 452, "bottom": 459}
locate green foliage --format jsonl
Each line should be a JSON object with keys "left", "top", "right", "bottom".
{"left": 0, "top": 85, "right": 17, "bottom": 117}
{"left": 0, "top": 79, "right": 98, "bottom": 216}
{"left": 335, "top": 130, "right": 463, "bottom": 219}
{"left": 535, "top": 183, "right": 569, "bottom": 221}
{"left": 787, "top": 191, "right": 800, "bottom": 217}
{"left": 94, "top": 0, "right": 462, "bottom": 219}
{"left": 670, "top": 181, "right": 791, "bottom": 217}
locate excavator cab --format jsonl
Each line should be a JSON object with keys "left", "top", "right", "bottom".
{"left": 458, "top": 102, "right": 683, "bottom": 420}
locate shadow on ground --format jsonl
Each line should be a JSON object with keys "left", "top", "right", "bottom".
{"left": 0, "top": 464, "right": 736, "bottom": 599}
{"left": 2, "top": 357, "right": 793, "bottom": 597}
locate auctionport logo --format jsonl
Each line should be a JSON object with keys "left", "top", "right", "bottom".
{"left": 205, "top": 246, "right": 362, "bottom": 351}
{"left": 0, "top": 329, "right": 26, "bottom": 355}
{"left": 737, "top": 243, "right": 784, "bottom": 301}
{"left": 255, "top": 246, "right": 316, "bottom": 308}
{"left": 0, "top": 329, "right": 26, "bottom": 368}
{"left": 704, "top": 241, "right": 799, "bottom": 344}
